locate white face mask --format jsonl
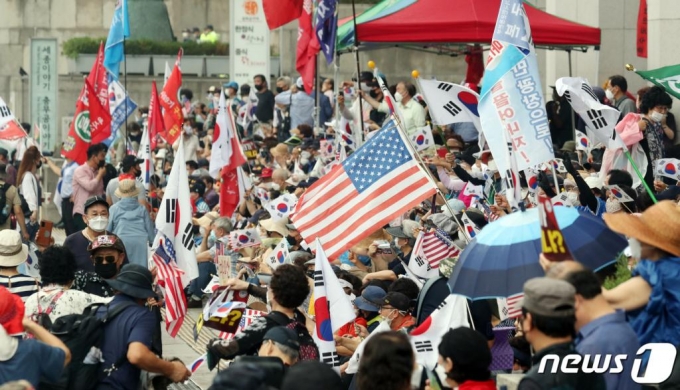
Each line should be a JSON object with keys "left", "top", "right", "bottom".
{"left": 650, "top": 111, "right": 665, "bottom": 123}
{"left": 184, "top": 125, "right": 193, "bottom": 134}
{"left": 605, "top": 198, "right": 622, "bottom": 214}
{"left": 512, "top": 369, "right": 525, "bottom": 375}
{"left": 394, "top": 92, "right": 404, "bottom": 103}
{"left": 566, "top": 191, "right": 579, "bottom": 206}
{"left": 360, "top": 82, "right": 372, "bottom": 93}
{"left": 381, "top": 309, "right": 396, "bottom": 324}
{"left": 394, "top": 237, "right": 401, "bottom": 248}
{"left": 271, "top": 183, "right": 280, "bottom": 191}
{"left": 629, "top": 237, "right": 642, "bottom": 260}
{"left": 605, "top": 89, "right": 615, "bottom": 101}
{"left": 88, "top": 216, "right": 108, "bottom": 232}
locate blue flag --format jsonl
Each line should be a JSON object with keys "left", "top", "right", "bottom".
{"left": 104, "top": 0, "right": 130, "bottom": 79}
{"left": 105, "top": 78, "right": 137, "bottom": 147}
{"left": 315, "top": 0, "right": 338, "bottom": 64}
{"left": 478, "top": 0, "right": 554, "bottom": 175}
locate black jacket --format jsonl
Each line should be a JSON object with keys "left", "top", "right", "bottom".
{"left": 519, "top": 342, "right": 606, "bottom": 390}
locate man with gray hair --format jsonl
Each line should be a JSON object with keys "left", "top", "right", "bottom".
{"left": 258, "top": 326, "right": 300, "bottom": 366}
{"left": 272, "top": 168, "right": 290, "bottom": 193}
{"left": 190, "top": 217, "right": 236, "bottom": 307}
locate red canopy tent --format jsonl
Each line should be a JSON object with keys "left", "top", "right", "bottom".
{"left": 352, "top": 0, "right": 600, "bottom": 49}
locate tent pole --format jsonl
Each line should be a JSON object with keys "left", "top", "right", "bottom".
{"left": 351, "top": 0, "right": 365, "bottom": 143}
{"left": 568, "top": 49, "right": 572, "bottom": 77}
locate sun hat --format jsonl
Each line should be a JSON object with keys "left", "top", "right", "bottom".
{"left": 604, "top": 200, "right": 680, "bottom": 257}
{"left": 115, "top": 179, "right": 140, "bottom": 199}
{"left": 0, "top": 286, "right": 24, "bottom": 336}
{"left": 584, "top": 176, "right": 603, "bottom": 190}
{"left": 0, "top": 230, "right": 28, "bottom": 268}
{"left": 105, "top": 264, "right": 156, "bottom": 299}
{"left": 260, "top": 218, "right": 290, "bottom": 238}
{"left": 442, "top": 198, "right": 466, "bottom": 217}
{"left": 87, "top": 234, "right": 126, "bottom": 253}
{"left": 353, "top": 286, "right": 386, "bottom": 312}
{"left": 520, "top": 277, "right": 575, "bottom": 318}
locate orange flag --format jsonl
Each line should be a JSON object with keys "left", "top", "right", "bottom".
{"left": 159, "top": 51, "right": 183, "bottom": 145}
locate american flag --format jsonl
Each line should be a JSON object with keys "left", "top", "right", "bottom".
{"left": 499, "top": 293, "right": 524, "bottom": 320}
{"left": 418, "top": 229, "right": 461, "bottom": 268}
{"left": 291, "top": 120, "right": 437, "bottom": 259}
{"left": 153, "top": 236, "right": 187, "bottom": 337}
{"left": 218, "top": 309, "right": 264, "bottom": 340}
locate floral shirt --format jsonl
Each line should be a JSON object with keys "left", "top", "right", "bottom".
{"left": 72, "top": 270, "right": 114, "bottom": 298}
{"left": 24, "top": 284, "right": 112, "bottom": 322}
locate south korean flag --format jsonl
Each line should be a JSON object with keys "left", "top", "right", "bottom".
{"left": 410, "top": 125, "right": 435, "bottom": 152}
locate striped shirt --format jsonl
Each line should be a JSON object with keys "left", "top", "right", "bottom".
{"left": 0, "top": 274, "right": 40, "bottom": 301}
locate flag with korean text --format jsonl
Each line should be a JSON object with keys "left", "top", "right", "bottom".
{"left": 267, "top": 194, "right": 298, "bottom": 221}
{"left": 84, "top": 79, "right": 112, "bottom": 144}
{"left": 265, "top": 240, "right": 290, "bottom": 271}
{"left": 152, "top": 234, "right": 187, "bottom": 337}
{"left": 154, "top": 135, "right": 198, "bottom": 286}
{"left": 228, "top": 228, "right": 262, "bottom": 249}
{"left": 313, "top": 239, "right": 356, "bottom": 369}
{"left": 159, "top": 51, "right": 184, "bottom": 145}
{"left": 607, "top": 185, "right": 634, "bottom": 203}
{"left": 417, "top": 79, "right": 481, "bottom": 134}
{"left": 478, "top": 0, "right": 554, "bottom": 175}
{"left": 410, "top": 294, "right": 470, "bottom": 369}
{"left": 136, "top": 127, "right": 153, "bottom": 193}
{"left": 291, "top": 120, "right": 437, "bottom": 259}
{"left": 410, "top": 125, "right": 435, "bottom": 152}
{"left": 104, "top": 0, "right": 129, "bottom": 79}
{"left": 654, "top": 158, "right": 680, "bottom": 181}
{"left": 315, "top": 0, "right": 338, "bottom": 65}
{"left": 575, "top": 130, "right": 591, "bottom": 152}
{"left": 87, "top": 43, "right": 109, "bottom": 112}
{"left": 147, "top": 81, "right": 163, "bottom": 151}
{"left": 555, "top": 77, "right": 623, "bottom": 149}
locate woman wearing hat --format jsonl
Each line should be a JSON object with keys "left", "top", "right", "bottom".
{"left": 107, "top": 179, "right": 155, "bottom": 267}
{"left": 0, "top": 230, "right": 38, "bottom": 301}
{"left": 602, "top": 201, "right": 680, "bottom": 348}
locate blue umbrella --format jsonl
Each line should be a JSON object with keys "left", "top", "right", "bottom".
{"left": 448, "top": 206, "right": 627, "bottom": 299}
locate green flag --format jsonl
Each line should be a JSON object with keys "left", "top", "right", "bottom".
{"left": 634, "top": 64, "right": 680, "bottom": 100}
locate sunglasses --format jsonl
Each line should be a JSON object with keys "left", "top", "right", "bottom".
{"left": 94, "top": 255, "right": 117, "bottom": 264}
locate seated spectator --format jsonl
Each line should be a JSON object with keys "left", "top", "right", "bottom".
{"left": 24, "top": 246, "right": 110, "bottom": 324}
{"left": 0, "top": 231, "right": 38, "bottom": 301}
{"left": 379, "top": 292, "right": 415, "bottom": 331}
{"left": 436, "top": 327, "right": 495, "bottom": 389}
{"left": 202, "top": 175, "right": 219, "bottom": 209}
{"left": 0, "top": 286, "right": 71, "bottom": 387}
{"left": 191, "top": 181, "right": 211, "bottom": 215}
{"left": 258, "top": 326, "right": 300, "bottom": 366}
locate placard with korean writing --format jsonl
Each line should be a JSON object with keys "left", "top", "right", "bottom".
{"left": 230, "top": 0, "right": 270, "bottom": 87}
{"left": 30, "top": 39, "right": 58, "bottom": 152}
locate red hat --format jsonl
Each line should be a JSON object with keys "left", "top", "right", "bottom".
{"left": 261, "top": 167, "right": 273, "bottom": 179}
{"left": 0, "top": 286, "right": 24, "bottom": 335}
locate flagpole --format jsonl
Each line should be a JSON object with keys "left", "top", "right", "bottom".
{"left": 623, "top": 149, "right": 658, "bottom": 203}
{"left": 123, "top": 36, "right": 129, "bottom": 153}
{"left": 350, "top": 0, "right": 366, "bottom": 138}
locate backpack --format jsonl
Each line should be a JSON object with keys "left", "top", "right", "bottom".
{"left": 267, "top": 311, "right": 319, "bottom": 361}
{"left": 0, "top": 183, "right": 10, "bottom": 225}
{"left": 39, "top": 301, "right": 136, "bottom": 390}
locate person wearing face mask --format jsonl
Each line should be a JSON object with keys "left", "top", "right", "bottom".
{"left": 71, "top": 143, "right": 107, "bottom": 231}
{"left": 638, "top": 86, "right": 674, "bottom": 189}
{"left": 253, "top": 74, "right": 275, "bottom": 124}
{"left": 16, "top": 146, "right": 43, "bottom": 241}
{"left": 372, "top": 81, "right": 425, "bottom": 136}
{"left": 105, "top": 155, "right": 147, "bottom": 207}
{"left": 432, "top": 327, "right": 496, "bottom": 390}
{"left": 378, "top": 292, "right": 415, "bottom": 331}
{"left": 602, "top": 201, "right": 680, "bottom": 351}
{"left": 64, "top": 196, "right": 124, "bottom": 272}
{"left": 173, "top": 119, "right": 200, "bottom": 162}
{"left": 605, "top": 75, "right": 637, "bottom": 120}
{"left": 563, "top": 154, "right": 607, "bottom": 217}
{"left": 72, "top": 234, "right": 128, "bottom": 297}
{"left": 604, "top": 184, "right": 637, "bottom": 214}
{"left": 193, "top": 217, "right": 238, "bottom": 307}
{"left": 107, "top": 179, "right": 155, "bottom": 268}
{"left": 338, "top": 71, "right": 379, "bottom": 133}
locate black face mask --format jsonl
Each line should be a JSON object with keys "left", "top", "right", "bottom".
{"left": 369, "top": 90, "right": 380, "bottom": 99}
{"left": 97, "top": 160, "right": 106, "bottom": 168}
{"left": 135, "top": 169, "right": 142, "bottom": 178}
{"left": 36, "top": 161, "right": 43, "bottom": 169}
{"left": 286, "top": 236, "right": 298, "bottom": 246}
{"left": 276, "top": 87, "right": 283, "bottom": 93}
{"left": 94, "top": 262, "right": 118, "bottom": 279}
{"left": 254, "top": 84, "right": 264, "bottom": 92}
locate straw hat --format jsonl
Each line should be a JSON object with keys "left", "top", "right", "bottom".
{"left": 260, "top": 218, "right": 290, "bottom": 238}
{"left": 603, "top": 200, "right": 680, "bottom": 257}
{"left": 115, "top": 179, "right": 140, "bottom": 198}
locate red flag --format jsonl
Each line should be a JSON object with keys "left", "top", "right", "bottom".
{"left": 0, "top": 121, "right": 27, "bottom": 141}
{"left": 62, "top": 86, "right": 90, "bottom": 164}
{"left": 85, "top": 79, "right": 112, "bottom": 144}
{"left": 219, "top": 113, "right": 247, "bottom": 218}
{"left": 87, "top": 42, "right": 110, "bottom": 112}
{"left": 148, "top": 81, "right": 164, "bottom": 150}
{"left": 263, "top": 0, "right": 303, "bottom": 30}
{"left": 159, "top": 51, "right": 184, "bottom": 145}
{"left": 636, "top": 0, "right": 647, "bottom": 58}
{"left": 295, "top": 0, "right": 320, "bottom": 94}
{"left": 464, "top": 45, "right": 484, "bottom": 90}
{"left": 538, "top": 193, "right": 573, "bottom": 261}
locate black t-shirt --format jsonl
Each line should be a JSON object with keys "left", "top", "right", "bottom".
{"left": 255, "top": 90, "right": 275, "bottom": 123}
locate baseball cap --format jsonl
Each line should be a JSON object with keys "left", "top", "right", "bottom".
{"left": 359, "top": 71, "right": 374, "bottom": 83}
{"left": 87, "top": 234, "right": 126, "bottom": 253}
{"left": 121, "top": 155, "right": 143, "bottom": 171}
{"left": 381, "top": 291, "right": 410, "bottom": 312}
{"left": 353, "top": 286, "right": 386, "bottom": 312}
{"left": 263, "top": 326, "right": 300, "bottom": 351}
{"left": 191, "top": 181, "right": 206, "bottom": 197}
{"left": 521, "top": 277, "right": 575, "bottom": 317}
{"left": 83, "top": 196, "right": 108, "bottom": 213}
{"left": 224, "top": 81, "right": 239, "bottom": 91}
{"left": 261, "top": 167, "right": 273, "bottom": 179}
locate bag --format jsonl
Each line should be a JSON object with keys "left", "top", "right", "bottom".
{"left": 0, "top": 183, "right": 10, "bottom": 225}
{"left": 39, "top": 301, "right": 136, "bottom": 390}
{"left": 267, "top": 311, "right": 319, "bottom": 361}
{"left": 32, "top": 290, "right": 65, "bottom": 330}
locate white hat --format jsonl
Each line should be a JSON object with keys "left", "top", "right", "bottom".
{"left": 324, "top": 119, "right": 338, "bottom": 129}
{"left": 486, "top": 159, "right": 498, "bottom": 173}
{"left": 0, "top": 230, "right": 28, "bottom": 268}
{"left": 296, "top": 77, "right": 304, "bottom": 89}
{"left": 260, "top": 218, "right": 290, "bottom": 238}
{"left": 584, "top": 176, "right": 603, "bottom": 189}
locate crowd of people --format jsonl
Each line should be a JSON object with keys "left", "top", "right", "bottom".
{"left": 0, "top": 68, "right": 679, "bottom": 390}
